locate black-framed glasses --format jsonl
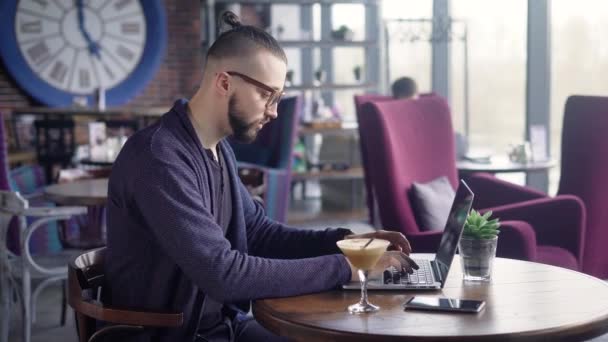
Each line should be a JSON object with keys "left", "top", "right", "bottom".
{"left": 227, "top": 71, "right": 285, "bottom": 108}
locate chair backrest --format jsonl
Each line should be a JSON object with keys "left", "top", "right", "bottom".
{"left": 230, "top": 95, "right": 301, "bottom": 170}
{"left": 354, "top": 94, "right": 393, "bottom": 225}
{"left": 68, "top": 247, "right": 183, "bottom": 342}
{"left": 558, "top": 95, "right": 608, "bottom": 278}
{"left": 0, "top": 113, "right": 61, "bottom": 255}
{"left": 34, "top": 118, "right": 75, "bottom": 182}
{"left": 358, "top": 95, "right": 458, "bottom": 234}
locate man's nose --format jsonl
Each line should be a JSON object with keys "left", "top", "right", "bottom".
{"left": 265, "top": 105, "right": 278, "bottom": 119}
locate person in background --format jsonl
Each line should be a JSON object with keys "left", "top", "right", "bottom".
{"left": 105, "top": 11, "right": 417, "bottom": 342}
{"left": 391, "top": 76, "right": 419, "bottom": 99}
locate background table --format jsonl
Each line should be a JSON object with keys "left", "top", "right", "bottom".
{"left": 457, "top": 156, "right": 555, "bottom": 174}
{"left": 44, "top": 178, "right": 108, "bottom": 206}
{"left": 253, "top": 256, "right": 608, "bottom": 341}
{"left": 44, "top": 178, "right": 109, "bottom": 248}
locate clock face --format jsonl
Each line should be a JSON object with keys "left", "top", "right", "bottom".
{"left": 0, "top": 0, "right": 166, "bottom": 106}
{"left": 16, "top": 0, "right": 146, "bottom": 94}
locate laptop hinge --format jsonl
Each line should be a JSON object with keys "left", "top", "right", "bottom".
{"left": 431, "top": 260, "right": 443, "bottom": 283}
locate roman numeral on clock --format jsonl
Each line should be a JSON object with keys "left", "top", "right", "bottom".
{"left": 20, "top": 20, "right": 42, "bottom": 34}
{"left": 26, "top": 41, "right": 51, "bottom": 66}
{"left": 49, "top": 60, "right": 68, "bottom": 83}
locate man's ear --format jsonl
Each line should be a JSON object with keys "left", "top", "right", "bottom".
{"left": 214, "top": 72, "right": 231, "bottom": 97}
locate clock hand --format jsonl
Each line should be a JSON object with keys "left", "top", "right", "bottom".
{"left": 76, "top": 0, "right": 101, "bottom": 58}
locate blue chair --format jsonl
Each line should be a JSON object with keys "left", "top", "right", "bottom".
{"left": 229, "top": 96, "right": 301, "bottom": 222}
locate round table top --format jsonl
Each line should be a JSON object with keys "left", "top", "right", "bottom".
{"left": 253, "top": 256, "right": 608, "bottom": 341}
{"left": 457, "top": 156, "right": 555, "bottom": 173}
{"left": 44, "top": 178, "right": 109, "bottom": 206}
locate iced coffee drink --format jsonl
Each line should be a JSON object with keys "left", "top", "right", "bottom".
{"left": 337, "top": 238, "right": 390, "bottom": 313}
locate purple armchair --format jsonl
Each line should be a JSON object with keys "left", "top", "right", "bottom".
{"left": 354, "top": 94, "right": 393, "bottom": 226}
{"left": 229, "top": 95, "right": 301, "bottom": 223}
{"left": 358, "top": 95, "right": 585, "bottom": 270}
{"left": 557, "top": 95, "right": 608, "bottom": 278}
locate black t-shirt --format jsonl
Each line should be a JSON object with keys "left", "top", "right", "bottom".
{"left": 198, "top": 147, "right": 233, "bottom": 336}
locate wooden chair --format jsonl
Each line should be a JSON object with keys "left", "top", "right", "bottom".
{"left": 68, "top": 247, "right": 183, "bottom": 342}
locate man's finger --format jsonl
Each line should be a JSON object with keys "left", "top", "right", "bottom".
{"left": 401, "top": 254, "right": 419, "bottom": 272}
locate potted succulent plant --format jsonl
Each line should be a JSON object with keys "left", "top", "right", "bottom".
{"left": 458, "top": 209, "right": 500, "bottom": 282}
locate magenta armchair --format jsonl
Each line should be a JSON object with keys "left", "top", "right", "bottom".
{"left": 354, "top": 94, "right": 393, "bottom": 225}
{"left": 358, "top": 95, "right": 585, "bottom": 270}
{"left": 556, "top": 95, "right": 608, "bottom": 278}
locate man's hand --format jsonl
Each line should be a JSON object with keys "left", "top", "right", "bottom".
{"left": 347, "top": 251, "right": 419, "bottom": 282}
{"left": 346, "top": 230, "right": 412, "bottom": 254}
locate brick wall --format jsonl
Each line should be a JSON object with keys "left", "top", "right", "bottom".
{"left": 0, "top": 0, "right": 203, "bottom": 113}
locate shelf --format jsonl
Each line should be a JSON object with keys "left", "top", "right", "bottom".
{"left": 287, "top": 207, "right": 367, "bottom": 225}
{"left": 286, "top": 83, "right": 374, "bottom": 91}
{"left": 12, "top": 107, "right": 168, "bottom": 117}
{"left": 8, "top": 149, "right": 36, "bottom": 167}
{"left": 292, "top": 167, "right": 363, "bottom": 181}
{"left": 279, "top": 40, "right": 377, "bottom": 48}
{"left": 214, "top": 0, "right": 378, "bottom": 4}
{"left": 298, "top": 122, "right": 358, "bottom": 135}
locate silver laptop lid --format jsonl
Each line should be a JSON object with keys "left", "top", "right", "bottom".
{"left": 433, "top": 179, "right": 474, "bottom": 285}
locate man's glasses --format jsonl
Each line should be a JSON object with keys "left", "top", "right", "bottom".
{"left": 227, "top": 71, "right": 284, "bottom": 108}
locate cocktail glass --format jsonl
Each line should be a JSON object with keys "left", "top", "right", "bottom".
{"left": 337, "top": 238, "right": 390, "bottom": 313}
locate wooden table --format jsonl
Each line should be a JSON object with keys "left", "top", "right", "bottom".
{"left": 253, "top": 256, "right": 608, "bottom": 341}
{"left": 457, "top": 156, "right": 555, "bottom": 174}
{"left": 44, "top": 178, "right": 108, "bottom": 206}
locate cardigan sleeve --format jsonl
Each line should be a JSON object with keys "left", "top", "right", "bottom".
{"left": 239, "top": 181, "right": 354, "bottom": 259}
{"left": 133, "top": 154, "right": 351, "bottom": 303}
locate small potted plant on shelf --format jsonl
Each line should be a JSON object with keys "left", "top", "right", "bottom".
{"left": 458, "top": 209, "right": 500, "bottom": 282}
{"left": 314, "top": 69, "right": 326, "bottom": 85}
{"left": 353, "top": 65, "right": 362, "bottom": 82}
{"left": 286, "top": 69, "right": 294, "bottom": 87}
{"left": 331, "top": 25, "right": 354, "bottom": 41}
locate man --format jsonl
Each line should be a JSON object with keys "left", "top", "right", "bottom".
{"left": 391, "top": 76, "right": 419, "bottom": 99}
{"left": 106, "top": 12, "right": 416, "bottom": 342}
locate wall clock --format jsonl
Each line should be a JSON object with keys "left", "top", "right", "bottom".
{"left": 0, "top": 0, "right": 166, "bottom": 107}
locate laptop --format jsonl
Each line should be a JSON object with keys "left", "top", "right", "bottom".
{"left": 343, "top": 179, "right": 474, "bottom": 291}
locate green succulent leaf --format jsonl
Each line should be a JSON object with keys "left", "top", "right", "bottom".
{"left": 462, "top": 209, "right": 501, "bottom": 240}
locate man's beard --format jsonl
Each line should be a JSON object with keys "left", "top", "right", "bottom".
{"left": 228, "top": 95, "right": 261, "bottom": 143}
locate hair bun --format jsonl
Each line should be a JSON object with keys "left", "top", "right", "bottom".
{"left": 222, "top": 11, "right": 242, "bottom": 29}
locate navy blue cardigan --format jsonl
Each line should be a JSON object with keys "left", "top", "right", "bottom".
{"left": 105, "top": 99, "right": 352, "bottom": 341}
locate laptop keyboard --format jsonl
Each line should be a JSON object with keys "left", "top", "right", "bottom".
{"left": 383, "top": 261, "right": 435, "bottom": 285}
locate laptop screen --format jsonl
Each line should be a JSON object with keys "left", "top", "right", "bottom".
{"left": 434, "top": 180, "right": 474, "bottom": 282}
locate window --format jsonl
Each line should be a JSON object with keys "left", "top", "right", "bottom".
{"left": 451, "top": 0, "right": 527, "bottom": 155}
{"left": 550, "top": 0, "right": 608, "bottom": 194}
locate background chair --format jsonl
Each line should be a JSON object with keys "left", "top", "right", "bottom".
{"left": 0, "top": 112, "right": 88, "bottom": 342}
{"left": 354, "top": 93, "right": 437, "bottom": 226}
{"left": 358, "top": 95, "right": 585, "bottom": 270}
{"left": 354, "top": 94, "right": 393, "bottom": 226}
{"left": 0, "top": 191, "right": 86, "bottom": 342}
{"left": 557, "top": 95, "right": 608, "bottom": 278}
{"left": 68, "top": 247, "right": 183, "bottom": 342}
{"left": 230, "top": 95, "right": 301, "bottom": 222}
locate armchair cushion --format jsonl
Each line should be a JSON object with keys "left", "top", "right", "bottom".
{"left": 536, "top": 246, "right": 578, "bottom": 271}
{"left": 409, "top": 176, "right": 455, "bottom": 231}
